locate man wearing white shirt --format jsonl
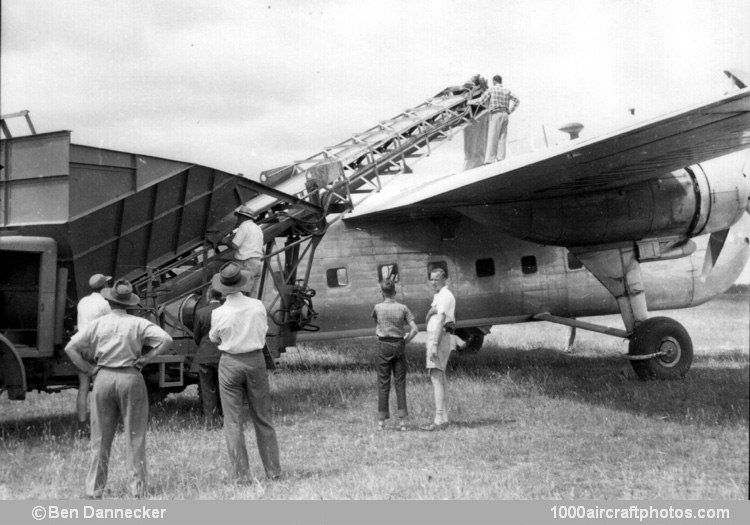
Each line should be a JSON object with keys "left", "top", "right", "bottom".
{"left": 209, "top": 262, "right": 281, "bottom": 480}
{"left": 74, "top": 273, "right": 112, "bottom": 435}
{"left": 223, "top": 206, "right": 264, "bottom": 296}
{"left": 421, "top": 268, "right": 456, "bottom": 431}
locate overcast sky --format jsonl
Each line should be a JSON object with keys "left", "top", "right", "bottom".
{"left": 2, "top": 0, "right": 748, "bottom": 177}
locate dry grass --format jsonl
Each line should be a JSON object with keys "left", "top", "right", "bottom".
{"left": 1, "top": 294, "right": 747, "bottom": 500}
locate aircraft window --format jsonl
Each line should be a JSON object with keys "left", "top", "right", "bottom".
{"left": 326, "top": 267, "right": 349, "bottom": 287}
{"left": 475, "top": 258, "right": 495, "bottom": 277}
{"left": 378, "top": 264, "right": 399, "bottom": 282}
{"left": 521, "top": 255, "right": 537, "bottom": 275}
{"left": 567, "top": 252, "right": 584, "bottom": 270}
{"left": 428, "top": 260, "right": 448, "bottom": 279}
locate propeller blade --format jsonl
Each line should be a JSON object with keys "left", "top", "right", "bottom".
{"left": 701, "top": 228, "right": 730, "bottom": 278}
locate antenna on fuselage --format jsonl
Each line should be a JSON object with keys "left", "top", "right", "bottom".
{"left": 558, "top": 122, "right": 583, "bottom": 140}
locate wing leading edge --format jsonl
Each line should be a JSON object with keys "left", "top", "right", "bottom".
{"left": 347, "top": 87, "right": 750, "bottom": 221}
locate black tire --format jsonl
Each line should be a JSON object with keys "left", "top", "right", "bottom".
{"left": 629, "top": 316, "right": 693, "bottom": 380}
{"left": 145, "top": 380, "right": 168, "bottom": 405}
{"left": 142, "top": 368, "right": 168, "bottom": 405}
{"left": 454, "top": 328, "right": 485, "bottom": 354}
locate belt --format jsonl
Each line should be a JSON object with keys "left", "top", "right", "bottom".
{"left": 220, "top": 349, "right": 262, "bottom": 355}
{"left": 378, "top": 336, "right": 403, "bottom": 343}
{"left": 491, "top": 109, "right": 508, "bottom": 114}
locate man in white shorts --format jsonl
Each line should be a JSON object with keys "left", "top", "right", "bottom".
{"left": 421, "top": 267, "right": 455, "bottom": 431}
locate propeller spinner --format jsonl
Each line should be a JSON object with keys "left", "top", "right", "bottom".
{"left": 700, "top": 152, "right": 750, "bottom": 279}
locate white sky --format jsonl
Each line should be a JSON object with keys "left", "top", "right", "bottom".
{"left": 2, "top": 0, "right": 750, "bottom": 283}
{"left": 2, "top": 0, "right": 749, "bottom": 177}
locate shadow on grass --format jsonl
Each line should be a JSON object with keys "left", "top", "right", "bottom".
{"left": 0, "top": 393, "right": 206, "bottom": 442}
{"left": 3, "top": 340, "right": 745, "bottom": 439}
{"left": 0, "top": 413, "right": 84, "bottom": 443}
{"left": 448, "top": 417, "right": 518, "bottom": 428}
{"left": 447, "top": 347, "right": 749, "bottom": 427}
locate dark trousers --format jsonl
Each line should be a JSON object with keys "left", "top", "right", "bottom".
{"left": 376, "top": 339, "right": 407, "bottom": 420}
{"left": 198, "top": 363, "right": 223, "bottom": 427}
{"left": 86, "top": 368, "right": 148, "bottom": 498}
{"left": 218, "top": 351, "right": 281, "bottom": 479}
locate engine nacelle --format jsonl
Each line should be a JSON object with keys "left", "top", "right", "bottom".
{"left": 478, "top": 152, "right": 749, "bottom": 246}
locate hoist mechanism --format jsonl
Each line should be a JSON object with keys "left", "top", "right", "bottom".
{"left": 244, "top": 79, "right": 490, "bottom": 356}
{"left": 119, "top": 78, "right": 490, "bottom": 358}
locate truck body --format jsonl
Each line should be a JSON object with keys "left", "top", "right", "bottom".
{"left": 1, "top": 131, "right": 259, "bottom": 400}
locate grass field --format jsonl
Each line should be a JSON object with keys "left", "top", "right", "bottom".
{"left": 1, "top": 294, "right": 748, "bottom": 500}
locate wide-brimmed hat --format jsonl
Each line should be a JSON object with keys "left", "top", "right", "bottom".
{"left": 234, "top": 205, "right": 257, "bottom": 220}
{"left": 212, "top": 262, "right": 251, "bottom": 294}
{"left": 101, "top": 279, "right": 141, "bottom": 307}
{"left": 88, "top": 273, "right": 112, "bottom": 290}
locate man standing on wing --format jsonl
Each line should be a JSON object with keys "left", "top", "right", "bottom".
{"left": 209, "top": 262, "right": 281, "bottom": 481}
{"left": 483, "top": 74, "right": 520, "bottom": 163}
{"left": 421, "top": 267, "right": 455, "bottom": 431}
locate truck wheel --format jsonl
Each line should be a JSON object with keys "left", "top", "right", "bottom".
{"left": 145, "top": 381, "right": 167, "bottom": 405}
{"left": 454, "top": 328, "right": 485, "bottom": 353}
{"left": 629, "top": 317, "right": 693, "bottom": 380}
{"left": 0, "top": 336, "right": 26, "bottom": 400}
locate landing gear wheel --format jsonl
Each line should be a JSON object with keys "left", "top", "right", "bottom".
{"left": 629, "top": 316, "right": 693, "bottom": 380}
{"left": 454, "top": 328, "right": 485, "bottom": 354}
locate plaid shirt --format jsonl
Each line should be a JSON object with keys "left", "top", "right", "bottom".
{"left": 372, "top": 300, "right": 415, "bottom": 338}
{"left": 481, "top": 84, "right": 520, "bottom": 114}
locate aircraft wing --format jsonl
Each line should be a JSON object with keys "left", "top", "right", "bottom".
{"left": 346, "top": 87, "right": 750, "bottom": 220}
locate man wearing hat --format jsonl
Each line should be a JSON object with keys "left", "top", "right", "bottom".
{"left": 73, "top": 273, "right": 113, "bottom": 435}
{"left": 222, "top": 205, "right": 264, "bottom": 297}
{"left": 209, "top": 262, "right": 281, "bottom": 481}
{"left": 192, "top": 287, "right": 224, "bottom": 428}
{"left": 65, "top": 279, "right": 173, "bottom": 499}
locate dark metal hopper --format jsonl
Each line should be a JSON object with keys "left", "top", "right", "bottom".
{"left": 1, "top": 131, "right": 259, "bottom": 300}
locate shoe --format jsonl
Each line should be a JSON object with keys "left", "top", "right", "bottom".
{"left": 81, "top": 493, "right": 102, "bottom": 500}
{"left": 377, "top": 421, "right": 386, "bottom": 431}
{"left": 396, "top": 422, "right": 407, "bottom": 431}
{"left": 267, "top": 472, "right": 282, "bottom": 481}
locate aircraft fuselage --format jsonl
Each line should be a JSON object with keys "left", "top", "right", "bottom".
{"left": 284, "top": 211, "right": 750, "bottom": 342}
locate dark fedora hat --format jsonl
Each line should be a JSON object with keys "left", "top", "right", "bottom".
{"left": 212, "top": 262, "right": 251, "bottom": 294}
{"left": 101, "top": 279, "right": 141, "bottom": 307}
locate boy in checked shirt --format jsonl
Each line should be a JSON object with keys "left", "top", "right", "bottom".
{"left": 371, "top": 280, "right": 418, "bottom": 431}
